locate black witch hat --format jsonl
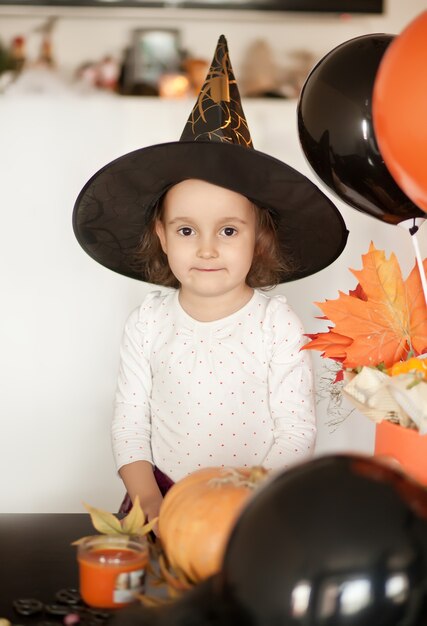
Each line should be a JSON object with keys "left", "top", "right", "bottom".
{"left": 73, "top": 35, "right": 348, "bottom": 283}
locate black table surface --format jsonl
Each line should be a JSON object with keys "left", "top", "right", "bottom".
{"left": 0, "top": 514, "right": 96, "bottom": 619}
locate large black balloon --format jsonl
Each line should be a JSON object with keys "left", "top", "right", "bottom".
{"left": 109, "top": 455, "right": 427, "bottom": 626}
{"left": 220, "top": 455, "right": 427, "bottom": 625}
{"left": 297, "top": 34, "right": 425, "bottom": 225}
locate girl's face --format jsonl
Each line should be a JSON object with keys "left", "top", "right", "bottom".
{"left": 155, "top": 179, "right": 256, "bottom": 302}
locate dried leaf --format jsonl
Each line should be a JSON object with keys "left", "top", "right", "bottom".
{"left": 138, "top": 594, "right": 171, "bottom": 607}
{"left": 139, "top": 516, "right": 159, "bottom": 536}
{"left": 121, "top": 495, "right": 146, "bottom": 535}
{"left": 80, "top": 497, "right": 157, "bottom": 540}
{"left": 83, "top": 502, "right": 123, "bottom": 535}
{"left": 158, "top": 553, "right": 196, "bottom": 590}
{"left": 303, "top": 243, "right": 427, "bottom": 369}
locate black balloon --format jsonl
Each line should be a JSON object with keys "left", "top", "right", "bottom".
{"left": 297, "top": 34, "right": 425, "bottom": 225}
{"left": 220, "top": 455, "right": 427, "bottom": 625}
{"left": 109, "top": 455, "right": 427, "bottom": 626}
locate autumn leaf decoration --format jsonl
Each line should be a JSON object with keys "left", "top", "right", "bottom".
{"left": 302, "top": 243, "right": 427, "bottom": 373}
{"left": 73, "top": 496, "right": 158, "bottom": 545}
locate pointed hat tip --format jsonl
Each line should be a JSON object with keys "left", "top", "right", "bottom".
{"left": 179, "top": 32, "right": 253, "bottom": 149}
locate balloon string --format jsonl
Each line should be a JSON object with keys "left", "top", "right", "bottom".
{"left": 410, "top": 232, "right": 427, "bottom": 307}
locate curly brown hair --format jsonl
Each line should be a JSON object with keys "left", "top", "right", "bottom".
{"left": 132, "top": 192, "right": 291, "bottom": 289}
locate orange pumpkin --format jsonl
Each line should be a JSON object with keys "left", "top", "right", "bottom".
{"left": 158, "top": 466, "right": 268, "bottom": 582}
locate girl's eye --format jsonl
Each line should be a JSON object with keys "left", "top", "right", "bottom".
{"left": 178, "top": 227, "right": 195, "bottom": 236}
{"left": 220, "top": 227, "right": 237, "bottom": 237}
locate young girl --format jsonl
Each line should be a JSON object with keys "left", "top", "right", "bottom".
{"left": 73, "top": 36, "right": 348, "bottom": 524}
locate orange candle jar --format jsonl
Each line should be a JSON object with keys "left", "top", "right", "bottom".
{"left": 77, "top": 535, "right": 148, "bottom": 608}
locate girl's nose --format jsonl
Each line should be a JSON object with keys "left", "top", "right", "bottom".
{"left": 197, "top": 236, "right": 218, "bottom": 259}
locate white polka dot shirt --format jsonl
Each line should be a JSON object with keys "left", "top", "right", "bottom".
{"left": 112, "top": 289, "right": 316, "bottom": 481}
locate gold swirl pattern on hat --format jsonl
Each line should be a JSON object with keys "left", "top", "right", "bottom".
{"left": 180, "top": 36, "right": 253, "bottom": 148}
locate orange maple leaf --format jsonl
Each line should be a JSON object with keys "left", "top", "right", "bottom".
{"left": 302, "top": 243, "right": 427, "bottom": 369}
{"left": 304, "top": 330, "right": 351, "bottom": 361}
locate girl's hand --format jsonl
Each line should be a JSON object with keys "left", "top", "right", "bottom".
{"left": 119, "top": 460, "right": 164, "bottom": 536}
{"left": 143, "top": 493, "right": 163, "bottom": 536}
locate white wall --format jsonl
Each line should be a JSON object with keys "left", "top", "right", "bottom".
{"left": 1, "top": 0, "right": 426, "bottom": 512}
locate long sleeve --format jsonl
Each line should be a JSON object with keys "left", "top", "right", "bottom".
{"left": 262, "top": 297, "right": 316, "bottom": 470}
{"left": 111, "top": 304, "right": 153, "bottom": 471}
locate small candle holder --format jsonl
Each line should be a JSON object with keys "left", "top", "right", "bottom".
{"left": 78, "top": 534, "right": 148, "bottom": 608}
{"left": 73, "top": 496, "right": 157, "bottom": 609}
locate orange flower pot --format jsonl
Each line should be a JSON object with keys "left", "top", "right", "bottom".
{"left": 374, "top": 420, "right": 427, "bottom": 486}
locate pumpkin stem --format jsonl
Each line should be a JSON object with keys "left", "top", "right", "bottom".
{"left": 208, "top": 466, "right": 268, "bottom": 490}
{"left": 248, "top": 465, "right": 269, "bottom": 484}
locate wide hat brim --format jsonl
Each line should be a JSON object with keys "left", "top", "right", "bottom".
{"left": 73, "top": 140, "right": 348, "bottom": 283}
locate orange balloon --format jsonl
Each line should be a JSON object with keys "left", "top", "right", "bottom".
{"left": 373, "top": 10, "right": 427, "bottom": 213}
